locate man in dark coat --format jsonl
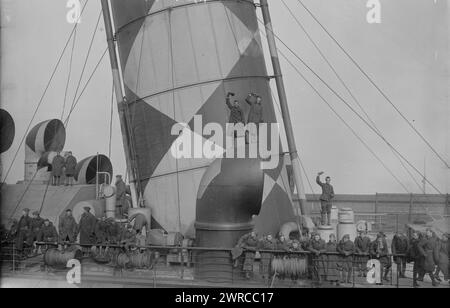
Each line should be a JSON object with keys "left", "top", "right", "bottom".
{"left": 408, "top": 231, "right": 423, "bottom": 287}
{"left": 27, "top": 211, "right": 45, "bottom": 253}
{"left": 79, "top": 207, "right": 97, "bottom": 247}
{"left": 370, "top": 233, "right": 392, "bottom": 283}
{"left": 417, "top": 228, "right": 439, "bottom": 286}
{"left": 308, "top": 232, "right": 327, "bottom": 284}
{"left": 337, "top": 234, "right": 355, "bottom": 284}
{"left": 106, "top": 218, "right": 121, "bottom": 244}
{"left": 59, "top": 209, "right": 78, "bottom": 244}
{"left": 326, "top": 233, "right": 340, "bottom": 285}
{"left": 258, "top": 234, "right": 277, "bottom": 280}
{"left": 391, "top": 231, "right": 409, "bottom": 278}
{"left": 235, "top": 231, "right": 259, "bottom": 279}
{"left": 433, "top": 233, "right": 449, "bottom": 282}
{"left": 354, "top": 230, "right": 371, "bottom": 277}
{"left": 120, "top": 224, "right": 137, "bottom": 251}
{"left": 316, "top": 172, "right": 335, "bottom": 226}
{"left": 245, "top": 93, "right": 264, "bottom": 144}
{"left": 115, "top": 175, "right": 127, "bottom": 219}
{"left": 51, "top": 152, "right": 65, "bottom": 186}
{"left": 225, "top": 92, "right": 245, "bottom": 141}
{"left": 5, "top": 219, "right": 18, "bottom": 242}
{"left": 15, "top": 208, "right": 32, "bottom": 253}
{"left": 38, "top": 219, "right": 58, "bottom": 242}
{"left": 64, "top": 151, "right": 77, "bottom": 186}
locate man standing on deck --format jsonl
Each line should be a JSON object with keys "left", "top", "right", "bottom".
{"left": 79, "top": 207, "right": 97, "bottom": 248}
{"left": 64, "top": 151, "right": 77, "bottom": 186}
{"left": 51, "top": 152, "right": 65, "bottom": 186}
{"left": 391, "top": 231, "right": 409, "bottom": 278}
{"left": 115, "top": 175, "right": 127, "bottom": 219}
{"left": 354, "top": 230, "right": 371, "bottom": 277}
{"left": 27, "top": 211, "right": 45, "bottom": 253}
{"left": 316, "top": 172, "right": 335, "bottom": 226}
{"left": 59, "top": 209, "right": 78, "bottom": 244}
{"left": 15, "top": 208, "right": 32, "bottom": 254}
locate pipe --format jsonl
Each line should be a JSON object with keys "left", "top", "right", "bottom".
{"left": 101, "top": 0, "right": 139, "bottom": 208}
{"left": 260, "top": 0, "right": 307, "bottom": 216}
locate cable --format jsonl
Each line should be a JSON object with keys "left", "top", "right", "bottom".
{"left": 8, "top": 170, "right": 39, "bottom": 220}
{"left": 296, "top": 0, "right": 449, "bottom": 169}
{"left": 108, "top": 83, "right": 114, "bottom": 158}
{"left": 38, "top": 178, "right": 52, "bottom": 215}
{"left": 65, "top": 9, "right": 103, "bottom": 126}
{"left": 281, "top": 0, "right": 423, "bottom": 193}
{"left": 0, "top": 0, "right": 90, "bottom": 186}
{"left": 257, "top": 20, "right": 442, "bottom": 194}
{"left": 64, "top": 47, "right": 108, "bottom": 126}
{"left": 61, "top": 27, "right": 78, "bottom": 120}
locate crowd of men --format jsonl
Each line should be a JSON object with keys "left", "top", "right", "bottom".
{"left": 235, "top": 228, "right": 449, "bottom": 287}
{"left": 1, "top": 206, "right": 139, "bottom": 257}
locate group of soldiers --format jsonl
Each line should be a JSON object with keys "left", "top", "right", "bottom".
{"left": 235, "top": 228, "right": 449, "bottom": 287}
{"left": 50, "top": 151, "right": 77, "bottom": 186}
{"left": 3, "top": 206, "right": 139, "bottom": 257}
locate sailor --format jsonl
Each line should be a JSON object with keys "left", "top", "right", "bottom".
{"left": 370, "top": 232, "right": 392, "bottom": 283}
{"left": 27, "top": 211, "right": 45, "bottom": 252}
{"left": 316, "top": 172, "right": 335, "bottom": 226}
{"left": 408, "top": 231, "right": 423, "bottom": 287}
{"left": 276, "top": 234, "right": 290, "bottom": 252}
{"left": 5, "top": 219, "right": 18, "bottom": 242}
{"left": 115, "top": 175, "right": 127, "bottom": 219}
{"left": 106, "top": 217, "right": 121, "bottom": 245}
{"left": 433, "top": 233, "right": 448, "bottom": 283}
{"left": 64, "top": 151, "right": 77, "bottom": 186}
{"left": 38, "top": 219, "right": 58, "bottom": 243}
{"left": 416, "top": 228, "right": 439, "bottom": 286}
{"left": 51, "top": 152, "right": 65, "bottom": 186}
{"left": 120, "top": 224, "right": 137, "bottom": 251}
{"left": 245, "top": 93, "right": 264, "bottom": 144}
{"left": 258, "top": 234, "right": 277, "bottom": 279}
{"left": 354, "top": 230, "right": 371, "bottom": 277}
{"left": 235, "top": 231, "right": 259, "bottom": 279}
{"left": 391, "top": 231, "right": 409, "bottom": 278}
{"left": 337, "top": 234, "right": 355, "bottom": 284}
{"left": 95, "top": 216, "right": 109, "bottom": 244}
{"left": 15, "top": 208, "right": 32, "bottom": 253}
{"left": 308, "top": 232, "right": 327, "bottom": 284}
{"left": 59, "top": 209, "right": 78, "bottom": 244}
{"left": 326, "top": 233, "right": 340, "bottom": 286}
{"left": 79, "top": 206, "right": 97, "bottom": 248}
{"left": 225, "top": 92, "right": 245, "bottom": 141}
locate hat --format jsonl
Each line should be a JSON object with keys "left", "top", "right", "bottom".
{"left": 32, "top": 211, "right": 39, "bottom": 216}
{"left": 83, "top": 206, "right": 91, "bottom": 212}
{"left": 66, "top": 209, "right": 72, "bottom": 212}
{"left": 44, "top": 219, "right": 50, "bottom": 223}
{"left": 377, "top": 232, "right": 386, "bottom": 238}
{"left": 23, "top": 208, "right": 30, "bottom": 213}
{"left": 116, "top": 175, "right": 122, "bottom": 178}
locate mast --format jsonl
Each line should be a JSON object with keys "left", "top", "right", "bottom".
{"left": 260, "top": 0, "right": 307, "bottom": 216}
{"left": 101, "top": 0, "right": 139, "bottom": 208}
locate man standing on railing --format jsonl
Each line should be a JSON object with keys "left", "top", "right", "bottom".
{"left": 354, "top": 230, "right": 371, "bottom": 277}
{"left": 316, "top": 172, "right": 335, "bottom": 226}
{"left": 392, "top": 231, "right": 409, "bottom": 278}
{"left": 64, "top": 151, "right": 77, "bottom": 186}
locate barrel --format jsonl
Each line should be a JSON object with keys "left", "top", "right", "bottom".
{"left": 338, "top": 208, "right": 355, "bottom": 224}
{"left": 44, "top": 247, "right": 82, "bottom": 268}
{"left": 330, "top": 206, "right": 339, "bottom": 225}
{"left": 317, "top": 225, "right": 335, "bottom": 242}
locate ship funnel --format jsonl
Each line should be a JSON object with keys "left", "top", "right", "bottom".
{"left": 24, "top": 119, "right": 66, "bottom": 182}
{"left": 75, "top": 155, "right": 113, "bottom": 185}
{"left": 194, "top": 156, "right": 264, "bottom": 282}
{"left": 0, "top": 109, "right": 15, "bottom": 154}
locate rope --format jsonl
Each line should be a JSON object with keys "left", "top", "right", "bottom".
{"left": 108, "top": 83, "right": 114, "bottom": 158}
{"left": 281, "top": 0, "right": 423, "bottom": 193}
{"left": 61, "top": 27, "right": 78, "bottom": 120}
{"left": 296, "top": 0, "right": 449, "bottom": 169}
{"left": 8, "top": 170, "right": 39, "bottom": 220}
{"left": 257, "top": 21, "right": 442, "bottom": 195}
{"left": 38, "top": 177, "right": 52, "bottom": 215}
{"left": 0, "top": 0, "right": 90, "bottom": 186}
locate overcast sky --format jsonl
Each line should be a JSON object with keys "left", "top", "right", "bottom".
{"left": 1, "top": 0, "right": 448, "bottom": 194}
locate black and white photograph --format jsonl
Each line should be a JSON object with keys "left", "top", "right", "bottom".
{"left": 0, "top": 0, "right": 449, "bottom": 293}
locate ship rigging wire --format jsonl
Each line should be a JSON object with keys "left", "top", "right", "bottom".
{"left": 257, "top": 19, "right": 443, "bottom": 195}
{"left": 280, "top": 0, "right": 424, "bottom": 193}
{"left": 0, "top": 0, "right": 90, "bottom": 186}
{"left": 295, "top": 0, "right": 449, "bottom": 170}
{"left": 61, "top": 28, "right": 78, "bottom": 121}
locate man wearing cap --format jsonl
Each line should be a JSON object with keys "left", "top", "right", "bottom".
{"left": 59, "top": 209, "right": 78, "bottom": 244}
{"left": 64, "top": 151, "right": 77, "bottom": 186}
{"left": 235, "top": 231, "right": 259, "bottom": 279}
{"left": 15, "top": 209, "right": 32, "bottom": 253}
{"left": 316, "top": 172, "right": 335, "bottom": 226}
{"left": 79, "top": 207, "right": 98, "bottom": 248}
{"left": 115, "top": 175, "right": 127, "bottom": 219}
{"left": 337, "top": 234, "right": 355, "bottom": 284}
{"left": 417, "top": 228, "right": 439, "bottom": 286}
{"left": 51, "top": 152, "right": 65, "bottom": 186}
{"left": 354, "top": 230, "right": 371, "bottom": 277}
{"left": 433, "top": 233, "right": 449, "bottom": 283}
{"left": 38, "top": 219, "right": 58, "bottom": 242}
{"left": 370, "top": 232, "right": 392, "bottom": 283}
{"left": 120, "top": 223, "right": 137, "bottom": 251}
{"left": 308, "top": 232, "right": 327, "bottom": 284}
{"left": 27, "top": 211, "right": 45, "bottom": 252}
{"left": 391, "top": 231, "right": 409, "bottom": 278}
